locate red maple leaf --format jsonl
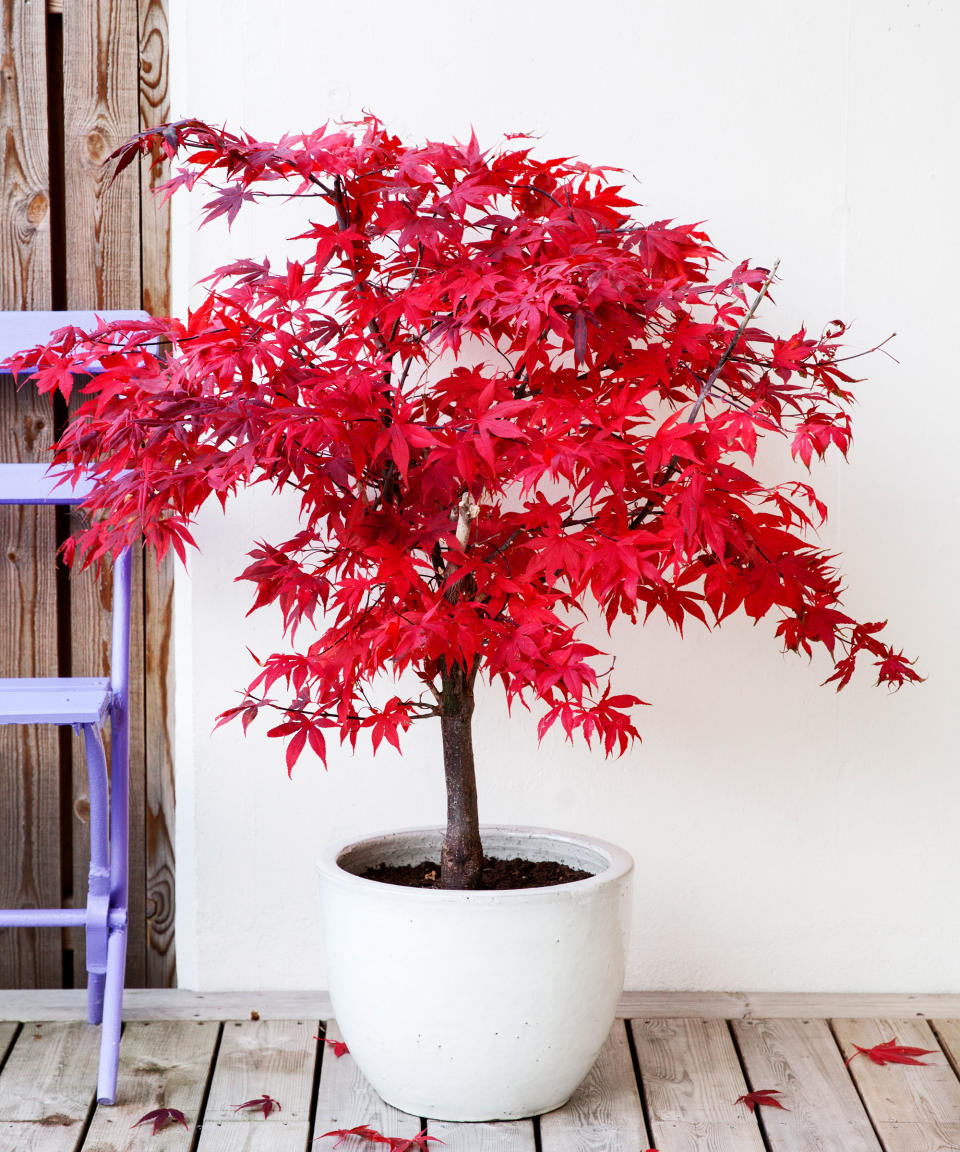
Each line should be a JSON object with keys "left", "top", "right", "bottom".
{"left": 318, "top": 1125, "right": 442, "bottom": 1150}
{"left": 322, "top": 1036, "right": 349, "bottom": 1057}
{"left": 233, "top": 1093, "right": 282, "bottom": 1118}
{"left": 845, "top": 1038, "right": 935, "bottom": 1067}
{"left": 131, "top": 1107, "right": 189, "bottom": 1134}
{"left": 734, "top": 1089, "right": 788, "bottom": 1112}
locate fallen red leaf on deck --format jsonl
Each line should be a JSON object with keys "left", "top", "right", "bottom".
{"left": 845, "top": 1038, "right": 935, "bottom": 1067}
{"left": 735, "top": 1089, "right": 788, "bottom": 1112}
{"left": 318, "top": 1124, "right": 442, "bottom": 1150}
{"left": 131, "top": 1107, "right": 189, "bottom": 1135}
{"left": 233, "top": 1093, "right": 282, "bottom": 1118}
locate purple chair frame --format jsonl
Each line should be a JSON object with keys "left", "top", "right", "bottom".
{"left": 0, "top": 310, "right": 148, "bottom": 1105}
{"left": 0, "top": 465, "right": 131, "bottom": 1104}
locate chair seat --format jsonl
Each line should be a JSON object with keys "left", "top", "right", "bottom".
{"left": 0, "top": 677, "right": 111, "bottom": 724}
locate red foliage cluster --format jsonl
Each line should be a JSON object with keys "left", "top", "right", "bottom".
{"left": 3, "top": 115, "right": 919, "bottom": 772}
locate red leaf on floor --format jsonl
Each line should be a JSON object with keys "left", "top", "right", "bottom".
{"left": 131, "top": 1107, "right": 189, "bottom": 1135}
{"left": 389, "top": 1133, "right": 443, "bottom": 1152}
{"left": 318, "top": 1126, "right": 393, "bottom": 1148}
{"left": 325, "top": 1037, "right": 350, "bottom": 1057}
{"left": 318, "top": 1125, "right": 442, "bottom": 1150}
{"left": 233, "top": 1093, "right": 282, "bottom": 1118}
{"left": 735, "top": 1089, "right": 788, "bottom": 1112}
{"left": 845, "top": 1038, "right": 936, "bottom": 1067}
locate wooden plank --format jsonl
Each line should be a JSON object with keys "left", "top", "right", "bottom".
{"left": 11, "top": 989, "right": 960, "bottom": 1024}
{"left": 0, "top": 0, "right": 52, "bottom": 310}
{"left": 428, "top": 1119, "right": 536, "bottom": 1151}
{"left": 60, "top": 0, "right": 172, "bottom": 992}
{"left": 732, "top": 1018, "right": 881, "bottom": 1152}
{"left": 931, "top": 1019, "right": 960, "bottom": 1077}
{"left": 0, "top": 1023, "right": 16, "bottom": 1064}
{"left": 618, "top": 992, "right": 750, "bottom": 1019}
{"left": 740, "top": 993, "right": 960, "bottom": 1021}
{"left": 197, "top": 1124, "right": 312, "bottom": 1152}
{"left": 202, "top": 1019, "right": 317, "bottom": 1123}
{"left": 0, "top": 989, "right": 339, "bottom": 1021}
{"left": 138, "top": 0, "right": 176, "bottom": 991}
{"left": 0, "top": 1124, "right": 86, "bottom": 1152}
{"left": 617, "top": 991, "right": 960, "bottom": 1020}
{"left": 62, "top": 0, "right": 140, "bottom": 311}
{"left": 630, "top": 1018, "right": 765, "bottom": 1152}
{"left": 833, "top": 1017, "right": 960, "bottom": 1152}
{"left": 137, "top": 0, "right": 170, "bottom": 317}
{"left": 313, "top": 1022, "right": 422, "bottom": 1144}
{"left": 539, "top": 1021, "right": 649, "bottom": 1150}
{"left": 0, "top": 1021, "right": 98, "bottom": 1119}
{"left": 144, "top": 549, "right": 177, "bottom": 988}
{"left": 0, "top": 377, "right": 61, "bottom": 989}
{"left": 0, "top": 1020, "right": 96, "bottom": 1151}
{"left": 80, "top": 1020, "right": 219, "bottom": 1150}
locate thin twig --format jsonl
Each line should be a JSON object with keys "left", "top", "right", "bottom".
{"left": 627, "top": 260, "right": 780, "bottom": 530}
{"left": 687, "top": 259, "right": 780, "bottom": 425}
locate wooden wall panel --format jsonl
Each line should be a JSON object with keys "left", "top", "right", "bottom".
{"left": 62, "top": 0, "right": 140, "bottom": 310}
{"left": 0, "top": 0, "right": 52, "bottom": 310}
{"left": 139, "top": 0, "right": 176, "bottom": 990}
{"left": 138, "top": 0, "right": 170, "bottom": 318}
{"left": 1, "top": 0, "right": 174, "bottom": 989}
{"left": 144, "top": 555, "right": 176, "bottom": 987}
{"left": 0, "top": 382, "right": 60, "bottom": 989}
{"left": 0, "top": 1, "right": 59, "bottom": 989}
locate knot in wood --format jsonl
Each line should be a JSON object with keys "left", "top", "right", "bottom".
{"left": 27, "top": 192, "right": 48, "bottom": 225}
{"left": 86, "top": 130, "right": 107, "bottom": 162}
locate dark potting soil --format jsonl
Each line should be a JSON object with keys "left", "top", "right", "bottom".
{"left": 358, "top": 855, "right": 593, "bottom": 890}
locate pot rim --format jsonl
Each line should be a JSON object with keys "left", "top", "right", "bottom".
{"left": 316, "top": 823, "right": 633, "bottom": 902}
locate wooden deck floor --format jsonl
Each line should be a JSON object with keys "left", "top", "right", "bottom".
{"left": 1, "top": 993, "right": 960, "bottom": 1150}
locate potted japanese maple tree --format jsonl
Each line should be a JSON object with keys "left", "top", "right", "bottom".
{"left": 4, "top": 116, "right": 918, "bottom": 1121}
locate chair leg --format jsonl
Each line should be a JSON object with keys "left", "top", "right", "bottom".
{"left": 96, "top": 922, "right": 128, "bottom": 1105}
{"left": 81, "top": 723, "right": 111, "bottom": 1026}
{"left": 87, "top": 972, "right": 106, "bottom": 1025}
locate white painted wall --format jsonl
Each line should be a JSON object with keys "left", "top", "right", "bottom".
{"left": 168, "top": 0, "right": 960, "bottom": 992}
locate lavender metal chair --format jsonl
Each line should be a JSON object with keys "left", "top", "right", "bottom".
{"left": 0, "top": 310, "right": 148, "bottom": 1105}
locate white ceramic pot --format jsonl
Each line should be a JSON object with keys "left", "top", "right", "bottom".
{"left": 316, "top": 825, "right": 633, "bottom": 1121}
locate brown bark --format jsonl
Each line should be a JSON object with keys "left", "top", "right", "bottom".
{"left": 439, "top": 661, "right": 483, "bottom": 889}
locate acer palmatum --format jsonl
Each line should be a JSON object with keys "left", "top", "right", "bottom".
{"left": 3, "top": 116, "right": 920, "bottom": 889}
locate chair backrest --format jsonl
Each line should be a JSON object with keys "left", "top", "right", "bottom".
{"left": 0, "top": 309, "right": 152, "bottom": 371}
{"left": 0, "top": 463, "right": 132, "bottom": 699}
{"left": 0, "top": 311, "right": 146, "bottom": 697}
{"left": 0, "top": 462, "right": 98, "bottom": 504}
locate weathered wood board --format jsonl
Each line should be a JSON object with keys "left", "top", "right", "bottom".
{"left": 732, "top": 1017, "right": 881, "bottom": 1152}
{"left": 0, "top": 1020, "right": 98, "bottom": 1152}
{"left": 202, "top": 1019, "right": 318, "bottom": 1123}
{"left": 539, "top": 1022, "right": 650, "bottom": 1151}
{"left": 81, "top": 1020, "right": 219, "bottom": 1150}
{"left": 313, "top": 1021, "right": 422, "bottom": 1145}
{"left": 833, "top": 1017, "right": 960, "bottom": 1152}
{"left": 630, "top": 1017, "right": 766, "bottom": 1152}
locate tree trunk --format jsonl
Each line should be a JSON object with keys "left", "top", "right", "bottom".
{"left": 439, "top": 661, "right": 483, "bottom": 889}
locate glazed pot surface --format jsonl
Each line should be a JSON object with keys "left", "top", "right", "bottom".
{"left": 316, "top": 825, "right": 633, "bottom": 1121}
